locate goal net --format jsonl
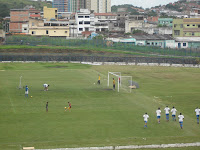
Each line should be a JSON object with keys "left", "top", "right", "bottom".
{"left": 120, "top": 76, "right": 132, "bottom": 93}
{"left": 107, "top": 72, "right": 132, "bottom": 93}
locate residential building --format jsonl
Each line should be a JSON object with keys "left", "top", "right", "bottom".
{"left": 173, "top": 19, "right": 184, "bottom": 37}
{"left": 94, "top": 13, "right": 117, "bottom": 32}
{"left": 158, "top": 18, "right": 173, "bottom": 27}
{"left": 43, "top": 6, "right": 58, "bottom": 21}
{"left": 173, "top": 18, "right": 200, "bottom": 37}
{"left": 70, "top": 0, "right": 85, "bottom": 12}
{"left": 75, "top": 9, "right": 95, "bottom": 37}
{"left": 190, "top": 8, "right": 200, "bottom": 18}
{"left": 53, "top": 0, "right": 69, "bottom": 12}
{"left": 9, "top": 9, "right": 29, "bottom": 33}
{"left": 107, "top": 35, "right": 175, "bottom": 48}
{"left": 132, "top": 35, "right": 175, "bottom": 48}
{"left": 29, "top": 18, "right": 69, "bottom": 37}
{"left": 85, "top": 0, "right": 111, "bottom": 13}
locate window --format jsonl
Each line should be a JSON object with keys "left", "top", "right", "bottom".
{"left": 174, "top": 24, "right": 177, "bottom": 27}
{"left": 187, "top": 24, "right": 190, "bottom": 26}
{"left": 46, "top": 30, "right": 48, "bottom": 34}
{"left": 180, "top": 24, "right": 183, "bottom": 28}
{"left": 198, "top": 25, "right": 200, "bottom": 28}
{"left": 79, "top": 21, "right": 83, "bottom": 24}
{"left": 193, "top": 24, "right": 195, "bottom": 26}
{"left": 84, "top": 21, "right": 90, "bottom": 24}
{"left": 170, "top": 21, "right": 172, "bottom": 23}
{"left": 85, "top": 16, "right": 90, "bottom": 18}
{"left": 32, "top": 31, "right": 35, "bottom": 35}
{"left": 78, "top": 16, "right": 84, "bottom": 18}
{"left": 96, "top": 28, "right": 100, "bottom": 32}
{"left": 183, "top": 43, "right": 187, "bottom": 46}
{"left": 151, "top": 42, "right": 154, "bottom": 45}
{"left": 65, "top": 31, "right": 68, "bottom": 33}
{"left": 174, "top": 30, "right": 180, "bottom": 36}
{"left": 192, "top": 32, "right": 194, "bottom": 36}
{"left": 85, "top": 28, "right": 89, "bottom": 31}
{"left": 24, "top": 28, "right": 27, "bottom": 30}
{"left": 79, "top": 28, "right": 83, "bottom": 31}
{"left": 54, "top": 31, "right": 56, "bottom": 33}
{"left": 32, "top": 22, "right": 35, "bottom": 26}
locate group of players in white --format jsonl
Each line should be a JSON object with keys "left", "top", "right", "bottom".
{"left": 143, "top": 106, "right": 200, "bottom": 129}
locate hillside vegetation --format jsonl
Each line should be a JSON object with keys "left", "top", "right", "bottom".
{"left": 0, "top": 0, "right": 52, "bottom": 18}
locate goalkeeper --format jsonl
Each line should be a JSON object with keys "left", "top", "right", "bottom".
{"left": 97, "top": 75, "right": 100, "bottom": 85}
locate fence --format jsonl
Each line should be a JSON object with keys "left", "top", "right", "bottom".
{"left": 4, "top": 35, "right": 200, "bottom": 58}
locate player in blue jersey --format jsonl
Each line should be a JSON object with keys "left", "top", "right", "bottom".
{"left": 195, "top": 107, "right": 200, "bottom": 124}
{"left": 25, "top": 85, "right": 29, "bottom": 98}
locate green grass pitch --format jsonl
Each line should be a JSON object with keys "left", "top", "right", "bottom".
{"left": 0, "top": 63, "right": 200, "bottom": 150}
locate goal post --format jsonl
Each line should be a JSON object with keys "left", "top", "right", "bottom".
{"left": 108, "top": 72, "right": 121, "bottom": 92}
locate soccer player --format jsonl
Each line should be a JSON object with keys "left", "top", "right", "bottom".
{"left": 164, "top": 106, "right": 170, "bottom": 122}
{"left": 156, "top": 108, "right": 161, "bottom": 123}
{"left": 119, "top": 77, "right": 121, "bottom": 84}
{"left": 46, "top": 102, "right": 48, "bottom": 112}
{"left": 25, "top": 85, "right": 29, "bottom": 98}
{"left": 65, "top": 102, "right": 72, "bottom": 112}
{"left": 113, "top": 78, "right": 115, "bottom": 90}
{"left": 143, "top": 113, "right": 149, "bottom": 128}
{"left": 97, "top": 75, "right": 100, "bottom": 85}
{"left": 195, "top": 107, "right": 200, "bottom": 124}
{"left": 43, "top": 83, "right": 50, "bottom": 91}
{"left": 171, "top": 106, "right": 177, "bottom": 121}
{"left": 178, "top": 113, "right": 184, "bottom": 129}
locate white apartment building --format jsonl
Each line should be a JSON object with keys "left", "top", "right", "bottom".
{"left": 86, "top": 0, "right": 111, "bottom": 13}
{"left": 75, "top": 9, "right": 95, "bottom": 36}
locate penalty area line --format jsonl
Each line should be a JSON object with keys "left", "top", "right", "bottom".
{"left": 35, "top": 142, "right": 200, "bottom": 150}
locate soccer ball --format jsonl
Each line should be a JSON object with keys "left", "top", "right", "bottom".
{"left": 65, "top": 107, "right": 67, "bottom": 109}
{"left": 31, "top": 96, "right": 33, "bottom": 98}
{"left": 94, "top": 83, "right": 95, "bottom": 85}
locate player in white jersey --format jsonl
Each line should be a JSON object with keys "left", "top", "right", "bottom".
{"left": 164, "top": 106, "right": 170, "bottom": 122}
{"left": 171, "top": 106, "right": 177, "bottom": 121}
{"left": 178, "top": 113, "right": 184, "bottom": 129}
{"left": 43, "top": 83, "right": 50, "bottom": 91}
{"left": 156, "top": 108, "right": 161, "bottom": 123}
{"left": 195, "top": 107, "right": 200, "bottom": 124}
{"left": 143, "top": 113, "right": 149, "bottom": 128}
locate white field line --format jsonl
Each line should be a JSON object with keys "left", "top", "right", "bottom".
{"left": 8, "top": 93, "right": 16, "bottom": 113}
{"left": 35, "top": 142, "right": 200, "bottom": 150}
{"left": 6, "top": 87, "right": 16, "bottom": 114}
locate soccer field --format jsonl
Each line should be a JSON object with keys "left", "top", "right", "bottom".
{"left": 0, "top": 63, "right": 200, "bottom": 150}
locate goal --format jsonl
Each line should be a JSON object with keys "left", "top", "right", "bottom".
{"left": 107, "top": 72, "right": 132, "bottom": 93}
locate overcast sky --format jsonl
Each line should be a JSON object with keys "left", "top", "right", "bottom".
{"left": 111, "top": 0, "right": 179, "bottom": 8}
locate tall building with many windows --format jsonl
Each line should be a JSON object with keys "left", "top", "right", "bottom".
{"left": 53, "top": 0, "right": 69, "bottom": 12}
{"left": 85, "top": 0, "right": 111, "bottom": 13}
{"left": 69, "top": 0, "right": 85, "bottom": 12}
